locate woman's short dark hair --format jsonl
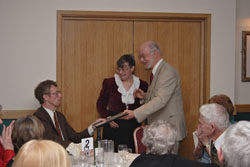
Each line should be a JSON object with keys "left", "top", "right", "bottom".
{"left": 12, "top": 115, "right": 45, "bottom": 150}
{"left": 117, "top": 54, "right": 135, "bottom": 68}
{"left": 34, "top": 80, "right": 57, "bottom": 104}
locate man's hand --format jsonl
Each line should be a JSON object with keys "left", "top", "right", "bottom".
{"left": 193, "top": 129, "right": 210, "bottom": 159}
{"left": 122, "top": 110, "right": 135, "bottom": 120}
{"left": 0, "top": 120, "right": 15, "bottom": 151}
{"left": 134, "top": 89, "right": 146, "bottom": 99}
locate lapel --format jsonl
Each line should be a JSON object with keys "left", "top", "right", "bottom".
{"left": 38, "top": 107, "right": 57, "bottom": 131}
{"left": 146, "top": 60, "right": 165, "bottom": 101}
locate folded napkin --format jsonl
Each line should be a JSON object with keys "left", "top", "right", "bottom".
{"left": 66, "top": 142, "right": 82, "bottom": 159}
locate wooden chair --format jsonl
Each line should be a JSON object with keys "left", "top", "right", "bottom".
{"left": 133, "top": 126, "right": 147, "bottom": 154}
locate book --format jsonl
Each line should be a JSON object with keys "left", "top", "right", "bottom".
{"left": 94, "top": 112, "right": 129, "bottom": 128}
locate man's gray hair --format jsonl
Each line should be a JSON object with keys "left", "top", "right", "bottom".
{"left": 142, "top": 120, "right": 179, "bottom": 155}
{"left": 199, "top": 103, "right": 229, "bottom": 130}
{"left": 148, "top": 41, "right": 162, "bottom": 55}
{"left": 221, "top": 121, "right": 250, "bottom": 167}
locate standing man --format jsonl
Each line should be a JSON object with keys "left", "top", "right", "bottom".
{"left": 33, "top": 80, "right": 105, "bottom": 148}
{"left": 124, "top": 41, "right": 187, "bottom": 141}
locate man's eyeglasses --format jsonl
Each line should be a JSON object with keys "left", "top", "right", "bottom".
{"left": 46, "top": 91, "right": 62, "bottom": 97}
{"left": 138, "top": 53, "right": 150, "bottom": 60}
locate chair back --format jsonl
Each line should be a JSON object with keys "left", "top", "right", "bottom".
{"left": 133, "top": 126, "right": 147, "bottom": 154}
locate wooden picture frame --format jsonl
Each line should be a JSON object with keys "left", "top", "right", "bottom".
{"left": 242, "top": 31, "right": 250, "bottom": 82}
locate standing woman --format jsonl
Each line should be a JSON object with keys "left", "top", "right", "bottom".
{"left": 97, "top": 54, "right": 148, "bottom": 152}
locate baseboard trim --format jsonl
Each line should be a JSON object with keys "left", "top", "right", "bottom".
{"left": 0, "top": 110, "right": 36, "bottom": 119}
{"left": 235, "top": 104, "right": 250, "bottom": 113}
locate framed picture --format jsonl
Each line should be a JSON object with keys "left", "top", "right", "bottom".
{"left": 242, "top": 31, "right": 250, "bottom": 82}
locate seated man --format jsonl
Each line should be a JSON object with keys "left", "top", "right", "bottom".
{"left": 33, "top": 80, "right": 104, "bottom": 148}
{"left": 130, "top": 120, "right": 217, "bottom": 167}
{"left": 217, "top": 121, "right": 250, "bottom": 167}
{"left": 193, "top": 103, "right": 229, "bottom": 165}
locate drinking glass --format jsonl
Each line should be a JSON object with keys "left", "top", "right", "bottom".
{"left": 98, "top": 140, "right": 114, "bottom": 152}
{"left": 118, "top": 144, "right": 127, "bottom": 153}
{"left": 98, "top": 140, "right": 114, "bottom": 165}
{"left": 95, "top": 148, "right": 104, "bottom": 167}
{"left": 118, "top": 144, "right": 128, "bottom": 162}
{"left": 127, "top": 148, "right": 132, "bottom": 153}
{"left": 123, "top": 148, "right": 132, "bottom": 163}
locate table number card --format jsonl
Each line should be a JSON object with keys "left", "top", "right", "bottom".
{"left": 81, "top": 137, "right": 94, "bottom": 151}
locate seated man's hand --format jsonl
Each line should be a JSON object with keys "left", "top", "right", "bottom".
{"left": 91, "top": 118, "right": 106, "bottom": 130}
{"left": 133, "top": 89, "right": 146, "bottom": 99}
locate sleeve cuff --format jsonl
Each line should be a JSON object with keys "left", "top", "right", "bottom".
{"left": 88, "top": 125, "right": 94, "bottom": 136}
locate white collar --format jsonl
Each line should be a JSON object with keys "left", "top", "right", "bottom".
{"left": 214, "top": 130, "right": 226, "bottom": 150}
{"left": 43, "top": 106, "right": 55, "bottom": 125}
{"left": 114, "top": 74, "right": 140, "bottom": 106}
{"left": 152, "top": 58, "right": 163, "bottom": 75}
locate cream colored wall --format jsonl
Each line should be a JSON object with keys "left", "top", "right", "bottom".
{"left": 0, "top": 0, "right": 236, "bottom": 110}
{"left": 235, "top": 0, "right": 250, "bottom": 104}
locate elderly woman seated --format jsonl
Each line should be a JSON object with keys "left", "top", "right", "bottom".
{"left": 12, "top": 140, "right": 70, "bottom": 167}
{"left": 130, "top": 120, "right": 217, "bottom": 167}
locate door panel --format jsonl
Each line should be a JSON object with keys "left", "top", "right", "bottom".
{"left": 62, "top": 20, "right": 133, "bottom": 131}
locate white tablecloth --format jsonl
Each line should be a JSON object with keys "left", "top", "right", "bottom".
{"left": 71, "top": 152, "right": 139, "bottom": 167}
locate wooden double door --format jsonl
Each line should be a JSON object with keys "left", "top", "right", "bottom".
{"left": 57, "top": 11, "right": 211, "bottom": 159}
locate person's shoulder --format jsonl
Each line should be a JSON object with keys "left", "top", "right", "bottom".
{"left": 103, "top": 77, "right": 116, "bottom": 85}
{"left": 161, "top": 60, "right": 176, "bottom": 71}
{"left": 103, "top": 77, "right": 114, "bottom": 82}
{"left": 160, "top": 60, "right": 180, "bottom": 77}
{"left": 34, "top": 107, "right": 45, "bottom": 115}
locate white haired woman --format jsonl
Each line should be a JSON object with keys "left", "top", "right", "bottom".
{"left": 130, "top": 120, "right": 217, "bottom": 167}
